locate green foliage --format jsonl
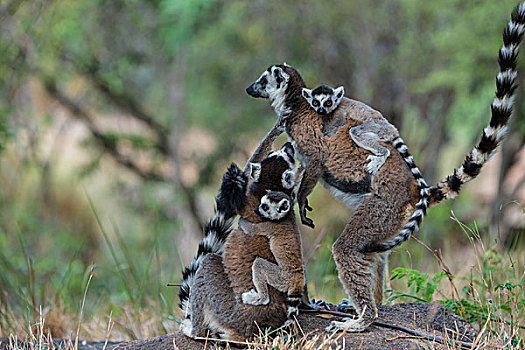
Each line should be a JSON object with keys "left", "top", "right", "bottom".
{"left": 387, "top": 268, "right": 448, "bottom": 303}
{"left": 388, "top": 245, "right": 525, "bottom": 347}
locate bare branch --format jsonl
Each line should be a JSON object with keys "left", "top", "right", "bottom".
{"left": 43, "top": 78, "right": 167, "bottom": 182}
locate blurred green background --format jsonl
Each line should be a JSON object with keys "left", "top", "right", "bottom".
{"left": 1, "top": 0, "right": 524, "bottom": 341}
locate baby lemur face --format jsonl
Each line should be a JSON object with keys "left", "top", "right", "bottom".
{"left": 302, "top": 85, "right": 344, "bottom": 116}
{"left": 255, "top": 192, "right": 292, "bottom": 221}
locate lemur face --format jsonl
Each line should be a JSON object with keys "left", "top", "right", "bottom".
{"left": 249, "top": 142, "right": 298, "bottom": 191}
{"left": 246, "top": 65, "right": 290, "bottom": 100}
{"left": 302, "top": 85, "right": 344, "bottom": 116}
{"left": 255, "top": 191, "right": 292, "bottom": 221}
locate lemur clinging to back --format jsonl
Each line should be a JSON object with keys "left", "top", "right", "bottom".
{"left": 302, "top": 84, "right": 401, "bottom": 175}
{"left": 239, "top": 181, "right": 305, "bottom": 310}
{"left": 179, "top": 142, "right": 306, "bottom": 341}
{"left": 245, "top": 2, "right": 525, "bottom": 332}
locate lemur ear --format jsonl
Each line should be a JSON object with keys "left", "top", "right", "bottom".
{"left": 302, "top": 88, "right": 313, "bottom": 101}
{"left": 282, "top": 169, "right": 297, "bottom": 189}
{"left": 272, "top": 66, "right": 289, "bottom": 86}
{"left": 281, "top": 142, "right": 295, "bottom": 160}
{"left": 249, "top": 163, "right": 261, "bottom": 181}
{"left": 278, "top": 198, "right": 290, "bottom": 213}
{"left": 334, "top": 86, "right": 345, "bottom": 100}
{"left": 283, "top": 62, "right": 290, "bottom": 67}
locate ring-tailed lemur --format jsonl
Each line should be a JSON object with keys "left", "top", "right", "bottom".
{"left": 245, "top": 2, "right": 524, "bottom": 332}
{"left": 239, "top": 183, "right": 305, "bottom": 319}
{"left": 302, "top": 83, "right": 430, "bottom": 252}
{"left": 180, "top": 143, "right": 305, "bottom": 340}
{"left": 302, "top": 84, "right": 399, "bottom": 175}
{"left": 178, "top": 164, "right": 248, "bottom": 319}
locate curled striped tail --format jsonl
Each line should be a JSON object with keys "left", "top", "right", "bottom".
{"left": 178, "top": 164, "right": 248, "bottom": 319}
{"left": 365, "top": 2, "right": 525, "bottom": 253}
{"left": 365, "top": 137, "right": 430, "bottom": 253}
{"left": 428, "top": 2, "right": 525, "bottom": 206}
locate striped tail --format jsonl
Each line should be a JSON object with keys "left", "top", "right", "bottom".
{"left": 428, "top": 2, "right": 525, "bottom": 206}
{"left": 365, "top": 2, "right": 525, "bottom": 253}
{"left": 365, "top": 137, "right": 430, "bottom": 253}
{"left": 178, "top": 164, "right": 248, "bottom": 319}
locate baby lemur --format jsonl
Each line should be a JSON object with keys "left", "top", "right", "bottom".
{"left": 302, "top": 84, "right": 399, "bottom": 175}
{"left": 239, "top": 184, "right": 305, "bottom": 316}
{"left": 303, "top": 83, "right": 430, "bottom": 252}
{"left": 245, "top": 3, "right": 524, "bottom": 332}
{"left": 179, "top": 142, "right": 306, "bottom": 341}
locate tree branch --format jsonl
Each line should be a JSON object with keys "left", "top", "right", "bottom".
{"left": 43, "top": 78, "right": 167, "bottom": 182}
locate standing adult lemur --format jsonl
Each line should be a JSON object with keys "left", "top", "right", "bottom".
{"left": 245, "top": 2, "right": 525, "bottom": 332}
{"left": 179, "top": 142, "right": 306, "bottom": 341}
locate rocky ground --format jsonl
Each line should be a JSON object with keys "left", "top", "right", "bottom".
{"left": 0, "top": 303, "right": 478, "bottom": 350}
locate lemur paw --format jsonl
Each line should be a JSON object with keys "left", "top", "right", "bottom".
{"left": 326, "top": 317, "right": 365, "bottom": 333}
{"left": 366, "top": 155, "right": 387, "bottom": 174}
{"left": 310, "top": 298, "right": 331, "bottom": 310}
{"left": 337, "top": 298, "right": 357, "bottom": 314}
{"left": 180, "top": 318, "right": 193, "bottom": 337}
{"left": 242, "top": 289, "right": 269, "bottom": 305}
{"left": 286, "top": 305, "right": 299, "bottom": 319}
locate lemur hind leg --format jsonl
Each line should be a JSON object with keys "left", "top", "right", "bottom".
{"left": 350, "top": 122, "right": 394, "bottom": 174}
{"left": 328, "top": 196, "right": 406, "bottom": 332}
{"left": 374, "top": 251, "right": 390, "bottom": 306}
{"left": 242, "top": 257, "right": 287, "bottom": 305}
{"left": 187, "top": 254, "right": 239, "bottom": 340}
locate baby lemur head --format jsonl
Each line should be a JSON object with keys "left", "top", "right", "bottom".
{"left": 301, "top": 84, "right": 344, "bottom": 116}
{"left": 255, "top": 191, "right": 292, "bottom": 221}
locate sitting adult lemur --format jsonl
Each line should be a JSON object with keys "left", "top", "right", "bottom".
{"left": 245, "top": 2, "right": 524, "bottom": 332}
{"left": 179, "top": 142, "right": 306, "bottom": 341}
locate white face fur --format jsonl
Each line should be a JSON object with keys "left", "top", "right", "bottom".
{"left": 257, "top": 192, "right": 291, "bottom": 221}
{"left": 246, "top": 64, "right": 291, "bottom": 116}
{"left": 302, "top": 85, "right": 344, "bottom": 116}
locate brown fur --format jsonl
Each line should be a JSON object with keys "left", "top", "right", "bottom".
{"left": 183, "top": 145, "right": 303, "bottom": 341}
{"left": 246, "top": 64, "right": 420, "bottom": 332}
{"left": 238, "top": 198, "right": 305, "bottom": 304}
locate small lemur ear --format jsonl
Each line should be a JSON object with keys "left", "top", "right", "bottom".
{"left": 302, "top": 88, "right": 312, "bottom": 100}
{"left": 283, "top": 62, "right": 290, "bottom": 67}
{"left": 334, "top": 86, "right": 345, "bottom": 99}
{"left": 249, "top": 163, "right": 261, "bottom": 181}
{"left": 282, "top": 169, "right": 297, "bottom": 189}
{"left": 278, "top": 198, "right": 290, "bottom": 213}
{"left": 281, "top": 142, "right": 295, "bottom": 160}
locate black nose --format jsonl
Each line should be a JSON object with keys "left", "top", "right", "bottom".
{"left": 254, "top": 207, "right": 261, "bottom": 216}
{"left": 318, "top": 108, "right": 327, "bottom": 115}
{"left": 246, "top": 83, "right": 257, "bottom": 97}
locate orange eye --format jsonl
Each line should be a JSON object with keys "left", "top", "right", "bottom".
{"left": 326, "top": 101, "right": 332, "bottom": 107}
{"left": 312, "top": 100, "right": 319, "bottom": 107}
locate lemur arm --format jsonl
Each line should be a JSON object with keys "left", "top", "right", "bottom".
{"left": 296, "top": 162, "right": 324, "bottom": 228}
{"left": 238, "top": 218, "right": 275, "bottom": 237}
{"left": 243, "top": 121, "right": 284, "bottom": 172}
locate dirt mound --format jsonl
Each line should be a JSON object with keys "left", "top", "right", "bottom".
{"left": 0, "top": 303, "right": 477, "bottom": 350}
